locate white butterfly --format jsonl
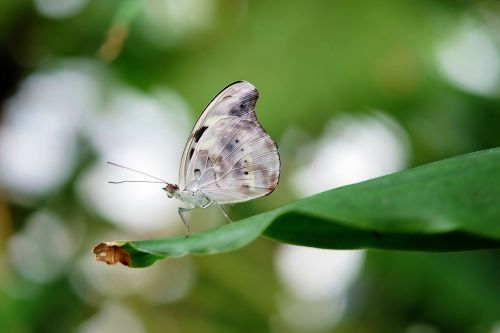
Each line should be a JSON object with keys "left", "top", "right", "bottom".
{"left": 110, "top": 81, "right": 280, "bottom": 235}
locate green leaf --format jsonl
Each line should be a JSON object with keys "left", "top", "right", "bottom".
{"left": 93, "top": 148, "right": 500, "bottom": 268}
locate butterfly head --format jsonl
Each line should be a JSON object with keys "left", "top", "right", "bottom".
{"left": 163, "top": 183, "right": 179, "bottom": 198}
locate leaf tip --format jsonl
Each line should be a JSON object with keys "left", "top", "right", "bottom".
{"left": 92, "top": 241, "right": 131, "bottom": 266}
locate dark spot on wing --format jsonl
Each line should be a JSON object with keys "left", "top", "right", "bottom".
{"left": 235, "top": 139, "right": 239, "bottom": 143}
{"left": 194, "top": 168, "right": 201, "bottom": 178}
{"left": 241, "top": 183, "right": 253, "bottom": 195}
{"left": 244, "top": 160, "right": 248, "bottom": 163}
{"left": 193, "top": 126, "right": 209, "bottom": 142}
{"left": 229, "top": 94, "right": 255, "bottom": 116}
{"left": 189, "top": 148, "right": 195, "bottom": 159}
{"left": 230, "top": 107, "right": 245, "bottom": 116}
{"left": 244, "top": 171, "right": 249, "bottom": 175}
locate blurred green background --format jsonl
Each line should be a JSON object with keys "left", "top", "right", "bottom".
{"left": 1, "top": 0, "right": 500, "bottom": 332}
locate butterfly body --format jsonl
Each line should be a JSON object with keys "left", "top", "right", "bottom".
{"left": 165, "top": 80, "right": 280, "bottom": 234}
{"left": 165, "top": 181, "right": 211, "bottom": 209}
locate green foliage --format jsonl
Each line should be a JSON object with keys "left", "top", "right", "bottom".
{"left": 105, "top": 148, "right": 500, "bottom": 267}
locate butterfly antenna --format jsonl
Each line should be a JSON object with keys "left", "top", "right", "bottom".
{"left": 107, "top": 162, "right": 168, "bottom": 184}
{"left": 108, "top": 180, "right": 166, "bottom": 184}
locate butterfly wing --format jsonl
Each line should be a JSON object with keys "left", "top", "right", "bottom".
{"left": 197, "top": 124, "right": 280, "bottom": 204}
{"left": 179, "top": 81, "right": 280, "bottom": 204}
{"left": 179, "top": 81, "right": 258, "bottom": 188}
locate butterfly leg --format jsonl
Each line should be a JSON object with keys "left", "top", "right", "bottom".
{"left": 178, "top": 207, "right": 193, "bottom": 237}
{"left": 213, "top": 201, "right": 233, "bottom": 224}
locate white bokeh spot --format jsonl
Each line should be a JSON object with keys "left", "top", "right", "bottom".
{"left": 291, "top": 112, "right": 409, "bottom": 197}
{"left": 436, "top": 20, "right": 500, "bottom": 96}
{"left": 34, "top": 0, "right": 90, "bottom": 19}
{"left": 275, "top": 246, "right": 364, "bottom": 301}
{"left": 76, "top": 301, "right": 145, "bottom": 333}
{"left": 275, "top": 245, "right": 364, "bottom": 331}
{"left": 0, "top": 64, "right": 98, "bottom": 200}
{"left": 77, "top": 87, "right": 191, "bottom": 233}
{"left": 7, "top": 210, "right": 74, "bottom": 284}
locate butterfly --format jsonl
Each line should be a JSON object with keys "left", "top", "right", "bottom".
{"left": 109, "top": 81, "right": 280, "bottom": 235}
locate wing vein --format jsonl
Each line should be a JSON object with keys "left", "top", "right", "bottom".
{"left": 179, "top": 81, "right": 259, "bottom": 187}
{"left": 200, "top": 117, "right": 238, "bottom": 172}
{"left": 204, "top": 117, "right": 245, "bottom": 170}
{"left": 228, "top": 159, "right": 280, "bottom": 173}
{"left": 214, "top": 142, "right": 278, "bottom": 181}
{"left": 198, "top": 121, "right": 260, "bottom": 182}
{"left": 200, "top": 167, "right": 280, "bottom": 188}
{"left": 209, "top": 127, "right": 263, "bottom": 170}
{"left": 198, "top": 143, "right": 277, "bottom": 189}
{"left": 201, "top": 189, "right": 247, "bottom": 200}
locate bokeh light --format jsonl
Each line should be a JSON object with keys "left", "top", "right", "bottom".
{"left": 291, "top": 112, "right": 409, "bottom": 196}
{"left": 275, "top": 246, "right": 364, "bottom": 331}
{"left": 76, "top": 301, "right": 146, "bottom": 333}
{"left": 7, "top": 210, "right": 75, "bottom": 284}
{"left": 34, "top": 0, "right": 90, "bottom": 19}
{"left": 0, "top": 63, "right": 97, "bottom": 200}
{"left": 436, "top": 17, "right": 500, "bottom": 97}
{"left": 139, "top": 0, "right": 216, "bottom": 47}
{"left": 77, "top": 86, "right": 191, "bottom": 233}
